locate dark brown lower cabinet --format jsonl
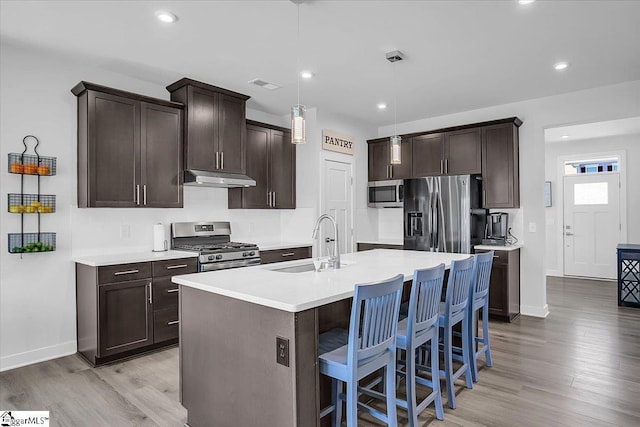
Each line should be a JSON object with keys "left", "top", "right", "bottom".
{"left": 76, "top": 257, "right": 197, "bottom": 366}
{"left": 475, "top": 248, "right": 520, "bottom": 322}
{"left": 260, "top": 246, "right": 311, "bottom": 264}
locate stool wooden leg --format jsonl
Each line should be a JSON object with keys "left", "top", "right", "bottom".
{"left": 332, "top": 379, "right": 343, "bottom": 427}
{"left": 346, "top": 378, "right": 358, "bottom": 426}
{"left": 483, "top": 304, "right": 493, "bottom": 367}
{"left": 386, "top": 361, "right": 398, "bottom": 426}
{"left": 462, "top": 317, "right": 474, "bottom": 390}
{"left": 469, "top": 309, "right": 479, "bottom": 383}
{"left": 443, "top": 324, "right": 456, "bottom": 409}
{"left": 431, "top": 336, "right": 444, "bottom": 420}
{"left": 405, "top": 345, "right": 418, "bottom": 426}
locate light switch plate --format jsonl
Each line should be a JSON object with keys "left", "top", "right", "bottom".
{"left": 276, "top": 336, "right": 289, "bottom": 367}
{"left": 529, "top": 222, "right": 537, "bottom": 233}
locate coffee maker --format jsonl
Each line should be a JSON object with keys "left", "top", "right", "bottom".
{"left": 482, "top": 212, "right": 508, "bottom": 246}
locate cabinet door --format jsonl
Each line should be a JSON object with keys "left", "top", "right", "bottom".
{"left": 412, "top": 133, "right": 444, "bottom": 177}
{"left": 270, "top": 129, "right": 296, "bottom": 209}
{"left": 186, "top": 87, "right": 217, "bottom": 171}
{"left": 240, "top": 125, "right": 270, "bottom": 208}
{"left": 488, "top": 264, "right": 508, "bottom": 318}
{"left": 444, "top": 128, "right": 481, "bottom": 175}
{"left": 141, "top": 102, "right": 183, "bottom": 208}
{"left": 368, "top": 140, "right": 390, "bottom": 181}
{"left": 218, "top": 94, "right": 246, "bottom": 174}
{"left": 389, "top": 137, "right": 413, "bottom": 179}
{"left": 88, "top": 91, "right": 140, "bottom": 207}
{"left": 98, "top": 279, "right": 153, "bottom": 357}
{"left": 482, "top": 123, "right": 519, "bottom": 208}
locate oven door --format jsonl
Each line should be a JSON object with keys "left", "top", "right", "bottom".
{"left": 199, "top": 258, "right": 261, "bottom": 272}
{"left": 368, "top": 180, "right": 403, "bottom": 208}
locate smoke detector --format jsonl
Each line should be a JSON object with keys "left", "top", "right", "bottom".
{"left": 386, "top": 50, "right": 405, "bottom": 63}
{"left": 248, "top": 78, "right": 281, "bottom": 90}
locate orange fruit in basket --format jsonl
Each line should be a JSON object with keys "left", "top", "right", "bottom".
{"left": 37, "top": 165, "right": 50, "bottom": 175}
{"left": 9, "top": 163, "right": 23, "bottom": 173}
{"left": 23, "top": 163, "right": 38, "bottom": 174}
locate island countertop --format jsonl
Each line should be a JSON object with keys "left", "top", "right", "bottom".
{"left": 172, "top": 249, "right": 469, "bottom": 313}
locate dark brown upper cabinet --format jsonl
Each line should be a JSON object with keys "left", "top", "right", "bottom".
{"left": 72, "top": 82, "right": 184, "bottom": 208}
{"left": 482, "top": 121, "right": 520, "bottom": 208}
{"left": 444, "top": 128, "right": 482, "bottom": 175}
{"left": 228, "top": 121, "right": 295, "bottom": 209}
{"left": 367, "top": 137, "right": 413, "bottom": 181}
{"left": 412, "top": 133, "right": 444, "bottom": 177}
{"left": 167, "top": 78, "right": 250, "bottom": 174}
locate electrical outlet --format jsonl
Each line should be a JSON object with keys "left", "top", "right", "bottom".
{"left": 276, "top": 336, "right": 289, "bottom": 367}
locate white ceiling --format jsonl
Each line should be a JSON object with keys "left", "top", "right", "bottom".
{"left": 545, "top": 116, "right": 640, "bottom": 143}
{"left": 2, "top": 1, "right": 640, "bottom": 127}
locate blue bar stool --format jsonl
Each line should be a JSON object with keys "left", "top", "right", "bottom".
{"left": 438, "top": 256, "right": 475, "bottom": 409}
{"left": 318, "top": 274, "right": 404, "bottom": 426}
{"left": 468, "top": 251, "right": 494, "bottom": 382}
{"left": 395, "top": 264, "right": 445, "bottom": 424}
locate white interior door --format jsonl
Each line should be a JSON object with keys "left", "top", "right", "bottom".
{"left": 563, "top": 173, "right": 620, "bottom": 279}
{"left": 321, "top": 159, "right": 353, "bottom": 257}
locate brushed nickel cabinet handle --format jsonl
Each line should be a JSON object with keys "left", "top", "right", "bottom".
{"left": 221, "top": 151, "right": 224, "bottom": 169}
{"left": 267, "top": 192, "right": 271, "bottom": 207}
{"left": 216, "top": 151, "right": 220, "bottom": 169}
{"left": 493, "top": 255, "right": 499, "bottom": 259}
{"left": 143, "top": 184, "right": 147, "bottom": 206}
{"left": 166, "top": 264, "right": 188, "bottom": 270}
{"left": 273, "top": 192, "right": 276, "bottom": 207}
{"left": 167, "top": 320, "right": 179, "bottom": 326}
{"left": 281, "top": 252, "right": 296, "bottom": 257}
{"left": 167, "top": 288, "right": 179, "bottom": 293}
{"left": 148, "top": 282, "right": 153, "bottom": 304}
{"left": 440, "top": 160, "right": 444, "bottom": 175}
{"left": 114, "top": 269, "right": 139, "bottom": 276}
{"left": 136, "top": 185, "right": 140, "bottom": 205}
{"left": 445, "top": 159, "right": 449, "bottom": 174}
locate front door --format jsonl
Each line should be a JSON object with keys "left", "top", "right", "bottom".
{"left": 321, "top": 159, "right": 353, "bottom": 257}
{"left": 563, "top": 173, "right": 620, "bottom": 279}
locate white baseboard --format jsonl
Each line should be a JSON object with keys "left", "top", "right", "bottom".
{"left": 520, "top": 304, "right": 549, "bottom": 318}
{"left": 0, "top": 341, "right": 77, "bottom": 372}
{"left": 546, "top": 270, "right": 561, "bottom": 277}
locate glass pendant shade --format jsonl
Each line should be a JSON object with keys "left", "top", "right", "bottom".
{"left": 390, "top": 135, "right": 402, "bottom": 164}
{"left": 291, "top": 104, "right": 306, "bottom": 144}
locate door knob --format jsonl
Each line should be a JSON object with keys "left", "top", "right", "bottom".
{"left": 565, "top": 232, "right": 574, "bottom": 236}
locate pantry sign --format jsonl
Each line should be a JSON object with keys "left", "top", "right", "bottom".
{"left": 322, "top": 130, "right": 354, "bottom": 155}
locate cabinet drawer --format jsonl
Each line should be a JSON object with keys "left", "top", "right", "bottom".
{"left": 152, "top": 258, "right": 197, "bottom": 277}
{"left": 260, "top": 246, "right": 311, "bottom": 265}
{"left": 98, "top": 262, "right": 152, "bottom": 284}
{"left": 357, "top": 243, "right": 403, "bottom": 252}
{"left": 154, "top": 306, "right": 179, "bottom": 343}
{"left": 153, "top": 276, "right": 180, "bottom": 309}
{"left": 476, "top": 249, "right": 508, "bottom": 266}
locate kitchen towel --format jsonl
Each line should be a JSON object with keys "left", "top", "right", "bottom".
{"left": 153, "top": 223, "right": 168, "bottom": 252}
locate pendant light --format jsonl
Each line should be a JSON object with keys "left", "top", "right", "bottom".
{"left": 291, "top": 2, "right": 306, "bottom": 144}
{"left": 386, "top": 50, "right": 404, "bottom": 164}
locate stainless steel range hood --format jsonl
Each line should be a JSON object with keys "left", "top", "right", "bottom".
{"left": 183, "top": 170, "right": 256, "bottom": 188}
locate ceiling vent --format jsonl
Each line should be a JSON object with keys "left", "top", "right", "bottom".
{"left": 248, "top": 78, "right": 281, "bottom": 90}
{"left": 386, "top": 50, "right": 405, "bottom": 63}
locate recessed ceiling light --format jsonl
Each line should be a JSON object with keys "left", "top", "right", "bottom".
{"left": 300, "top": 71, "right": 314, "bottom": 79}
{"left": 156, "top": 11, "right": 178, "bottom": 23}
{"left": 518, "top": 0, "right": 536, "bottom": 5}
{"left": 554, "top": 61, "right": 569, "bottom": 71}
{"left": 377, "top": 103, "right": 387, "bottom": 110}
{"left": 561, "top": 135, "right": 569, "bottom": 139}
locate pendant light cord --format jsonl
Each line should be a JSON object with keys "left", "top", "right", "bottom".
{"left": 393, "top": 60, "right": 397, "bottom": 136}
{"left": 297, "top": 4, "right": 300, "bottom": 106}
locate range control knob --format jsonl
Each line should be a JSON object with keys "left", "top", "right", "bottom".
{"left": 208, "top": 255, "right": 215, "bottom": 261}
{"left": 215, "top": 254, "right": 223, "bottom": 260}
{"left": 242, "top": 252, "right": 248, "bottom": 257}
{"left": 249, "top": 251, "right": 255, "bottom": 256}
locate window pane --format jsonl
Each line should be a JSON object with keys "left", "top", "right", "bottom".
{"left": 574, "top": 182, "right": 608, "bottom": 205}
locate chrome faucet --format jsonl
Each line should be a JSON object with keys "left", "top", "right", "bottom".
{"left": 312, "top": 214, "right": 340, "bottom": 269}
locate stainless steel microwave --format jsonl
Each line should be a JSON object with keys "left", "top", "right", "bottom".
{"left": 368, "top": 180, "right": 403, "bottom": 208}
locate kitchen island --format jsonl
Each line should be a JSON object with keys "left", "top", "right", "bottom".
{"left": 172, "top": 249, "right": 469, "bottom": 427}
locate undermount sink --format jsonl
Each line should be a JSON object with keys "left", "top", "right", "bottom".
{"left": 267, "top": 261, "right": 354, "bottom": 274}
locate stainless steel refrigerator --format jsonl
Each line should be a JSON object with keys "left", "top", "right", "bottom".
{"left": 404, "top": 175, "right": 487, "bottom": 254}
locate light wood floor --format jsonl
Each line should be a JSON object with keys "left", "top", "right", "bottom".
{"left": 2, "top": 276, "right": 639, "bottom": 426}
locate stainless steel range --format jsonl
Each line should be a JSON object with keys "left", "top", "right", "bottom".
{"left": 171, "top": 221, "right": 260, "bottom": 272}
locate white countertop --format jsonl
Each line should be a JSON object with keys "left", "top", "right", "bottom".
{"left": 357, "top": 239, "right": 404, "bottom": 246}
{"left": 257, "top": 241, "right": 312, "bottom": 251}
{"left": 474, "top": 243, "right": 523, "bottom": 252}
{"left": 73, "top": 250, "right": 198, "bottom": 267}
{"left": 172, "top": 249, "right": 469, "bottom": 313}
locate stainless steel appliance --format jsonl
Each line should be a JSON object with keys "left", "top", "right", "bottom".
{"left": 482, "top": 212, "right": 509, "bottom": 246}
{"left": 171, "top": 221, "right": 260, "bottom": 272}
{"left": 404, "top": 175, "right": 487, "bottom": 253}
{"left": 368, "top": 179, "right": 403, "bottom": 208}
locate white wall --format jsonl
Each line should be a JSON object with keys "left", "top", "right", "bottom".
{"left": 0, "top": 42, "right": 377, "bottom": 371}
{"left": 379, "top": 80, "right": 640, "bottom": 318}
{"left": 544, "top": 133, "right": 640, "bottom": 276}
